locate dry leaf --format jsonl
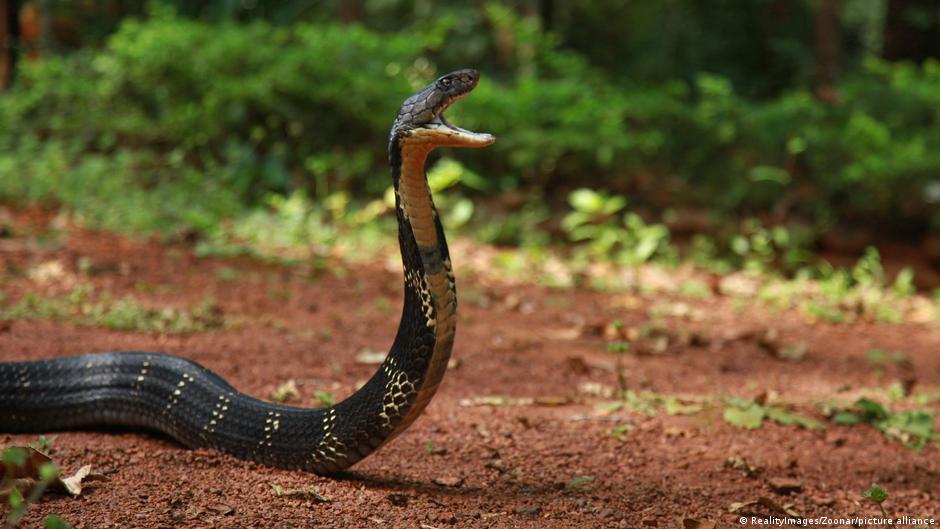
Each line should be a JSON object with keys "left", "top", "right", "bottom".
{"left": 683, "top": 518, "right": 717, "bottom": 529}
{"left": 355, "top": 349, "right": 386, "bottom": 364}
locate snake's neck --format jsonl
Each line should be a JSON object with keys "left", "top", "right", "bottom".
{"left": 381, "top": 137, "right": 457, "bottom": 438}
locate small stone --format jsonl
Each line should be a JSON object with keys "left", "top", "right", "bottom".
{"left": 768, "top": 478, "right": 804, "bottom": 495}
{"left": 513, "top": 505, "right": 541, "bottom": 515}
{"left": 433, "top": 476, "right": 463, "bottom": 488}
{"left": 387, "top": 492, "right": 409, "bottom": 507}
{"left": 206, "top": 503, "right": 234, "bottom": 515}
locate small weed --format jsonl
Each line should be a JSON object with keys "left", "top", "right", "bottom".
{"left": 313, "top": 391, "right": 336, "bottom": 407}
{"left": 43, "top": 515, "right": 73, "bottom": 529}
{"left": 1, "top": 285, "right": 224, "bottom": 334}
{"left": 562, "top": 189, "right": 671, "bottom": 266}
{"left": 830, "top": 398, "right": 937, "bottom": 449}
{"left": 607, "top": 424, "right": 633, "bottom": 442}
{"left": 864, "top": 349, "right": 907, "bottom": 366}
{"left": 271, "top": 380, "right": 300, "bottom": 403}
{"left": 600, "top": 390, "right": 710, "bottom": 418}
{"left": 2, "top": 446, "right": 62, "bottom": 527}
{"left": 565, "top": 475, "right": 595, "bottom": 492}
{"left": 862, "top": 484, "right": 889, "bottom": 517}
{"left": 214, "top": 267, "right": 241, "bottom": 281}
{"left": 677, "top": 279, "right": 712, "bottom": 298}
{"left": 26, "top": 435, "right": 57, "bottom": 456}
{"left": 606, "top": 341, "right": 629, "bottom": 353}
{"left": 723, "top": 397, "right": 825, "bottom": 431}
{"left": 373, "top": 297, "right": 393, "bottom": 316}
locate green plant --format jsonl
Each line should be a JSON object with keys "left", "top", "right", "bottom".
{"left": 862, "top": 484, "right": 889, "bottom": 518}
{"left": 313, "top": 391, "right": 336, "bottom": 407}
{"left": 565, "top": 475, "right": 595, "bottom": 492}
{"left": 723, "top": 397, "right": 826, "bottom": 431}
{"left": 2, "top": 285, "right": 224, "bottom": 334}
{"left": 831, "top": 398, "right": 937, "bottom": 449}
{"left": 562, "top": 188, "right": 671, "bottom": 266}
{"left": 2, "top": 447, "right": 61, "bottom": 527}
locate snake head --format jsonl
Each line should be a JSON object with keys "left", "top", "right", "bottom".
{"left": 391, "top": 69, "right": 495, "bottom": 149}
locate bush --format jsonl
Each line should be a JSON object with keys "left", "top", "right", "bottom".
{"left": 1, "top": 10, "right": 938, "bottom": 239}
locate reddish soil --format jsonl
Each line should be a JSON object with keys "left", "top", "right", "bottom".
{"left": 1, "top": 209, "right": 938, "bottom": 529}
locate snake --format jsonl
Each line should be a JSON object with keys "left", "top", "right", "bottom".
{"left": 0, "top": 69, "right": 494, "bottom": 475}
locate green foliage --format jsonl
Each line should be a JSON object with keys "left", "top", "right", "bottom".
{"left": 0, "top": 13, "right": 425, "bottom": 235}
{"left": 832, "top": 398, "right": 937, "bottom": 449}
{"left": 862, "top": 484, "right": 890, "bottom": 517}
{"left": 565, "top": 475, "right": 595, "bottom": 492}
{"left": 313, "top": 391, "right": 336, "bottom": 407}
{"left": 2, "top": 285, "right": 224, "bottom": 334}
{"left": 2, "top": 447, "right": 64, "bottom": 528}
{"left": 562, "top": 189, "right": 671, "bottom": 266}
{"left": 1, "top": 8, "right": 938, "bottom": 248}
{"left": 723, "top": 397, "right": 826, "bottom": 431}
{"left": 44, "top": 515, "right": 73, "bottom": 529}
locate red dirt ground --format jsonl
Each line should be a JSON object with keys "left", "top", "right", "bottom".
{"left": 1, "top": 209, "right": 938, "bottom": 529}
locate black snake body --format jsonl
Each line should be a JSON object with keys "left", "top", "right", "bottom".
{"left": 0, "top": 70, "right": 494, "bottom": 474}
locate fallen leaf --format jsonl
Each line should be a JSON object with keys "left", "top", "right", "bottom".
{"left": 725, "top": 455, "right": 761, "bottom": 478}
{"left": 683, "top": 518, "right": 717, "bottom": 529}
{"left": 206, "top": 503, "right": 235, "bottom": 515}
{"left": 54, "top": 465, "right": 108, "bottom": 496}
{"left": 543, "top": 327, "right": 582, "bottom": 341}
{"left": 355, "top": 349, "right": 386, "bottom": 364}
{"left": 757, "top": 496, "right": 802, "bottom": 518}
{"left": 270, "top": 379, "right": 300, "bottom": 403}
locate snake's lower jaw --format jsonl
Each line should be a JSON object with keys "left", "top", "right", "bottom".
{"left": 409, "top": 123, "right": 495, "bottom": 148}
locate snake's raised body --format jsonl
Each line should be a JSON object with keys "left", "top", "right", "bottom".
{"left": 0, "top": 70, "right": 494, "bottom": 474}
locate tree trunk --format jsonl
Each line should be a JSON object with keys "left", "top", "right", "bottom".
{"left": 812, "top": 0, "right": 841, "bottom": 104}
{"left": 0, "top": 0, "right": 18, "bottom": 91}
{"left": 539, "top": 0, "right": 554, "bottom": 31}
{"left": 884, "top": 0, "right": 940, "bottom": 62}
{"left": 337, "top": 0, "right": 363, "bottom": 24}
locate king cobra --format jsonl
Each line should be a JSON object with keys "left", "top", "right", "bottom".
{"left": 0, "top": 69, "right": 494, "bottom": 474}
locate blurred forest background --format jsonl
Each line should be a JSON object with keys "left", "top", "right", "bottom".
{"left": 1, "top": 0, "right": 939, "bottom": 288}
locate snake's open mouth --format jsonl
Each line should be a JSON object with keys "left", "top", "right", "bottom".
{"left": 420, "top": 102, "right": 495, "bottom": 148}
{"left": 393, "top": 69, "right": 495, "bottom": 149}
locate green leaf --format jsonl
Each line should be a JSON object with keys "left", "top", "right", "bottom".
{"left": 832, "top": 411, "right": 862, "bottom": 425}
{"left": 9, "top": 487, "right": 24, "bottom": 509}
{"left": 608, "top": 424, "right": 632, "bottom": 442}
{"left": 44, "top": 515, "right": 73, "bottom": 529}
{"left": 855, "top": 398, "right": 890, "bottom": 421}
{"left": 39, "top": 462, "right": 60, "bottom": 483}
{"left": 565, "top": 475, "right": 595, "bottom": 492}
{"left": 313, "top": 391, "right": 335, "bottom": 406}
{"left": 862, "top": 484, "right": 888, "bottom": 503}
{"left": 663, "top": 397, "right": 704, "bottom": 416}
{"left": 748, "top": 165, "right": 791, "bottom": 184}
{"left": 724, "top": 404, "right": 765, "bottom": 429}
{"left": 446, "top": 198, "right": 474, "bottom": 227}
{"left": 2, "top": 446, "right": 27, "bottom": 467}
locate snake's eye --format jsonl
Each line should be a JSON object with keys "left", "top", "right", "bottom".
{"left": 440, "top": 78, "right": 451, "bottom": 87}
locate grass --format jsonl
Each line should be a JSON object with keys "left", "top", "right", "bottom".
{"left": 594, "top": 385, "right": 937, "bottom": 449}
{"left": 1, "top": 284, "right": 225, "bottom": 334}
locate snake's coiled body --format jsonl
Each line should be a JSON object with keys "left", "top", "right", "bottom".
{"left": 0, "top": 70, "right": 494, "bottom": 474}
